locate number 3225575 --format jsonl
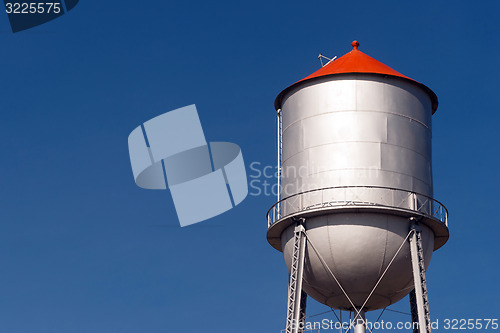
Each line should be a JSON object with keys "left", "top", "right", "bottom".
{"left": 5, "top": 3, "right": 62, "bottom": 14}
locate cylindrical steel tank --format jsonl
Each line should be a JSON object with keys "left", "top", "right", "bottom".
{"left": 267, "top": 41, "right": 449, "bottom": 311}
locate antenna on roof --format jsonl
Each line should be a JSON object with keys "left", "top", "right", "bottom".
{"left": 318, "top": 54, "right": 337, "bottom": 67}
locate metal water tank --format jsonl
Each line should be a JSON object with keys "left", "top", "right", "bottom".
{"left": 267, "top": 41, "right": 449, "bottom": 312}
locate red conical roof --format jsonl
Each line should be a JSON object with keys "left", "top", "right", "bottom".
{"left": 302, "top": 41, "right": 411, "bottom": 81}
{"left": 275, "top": 41, "right": 438, "bottom": 113}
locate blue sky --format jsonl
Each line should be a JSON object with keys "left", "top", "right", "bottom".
{"left": 0, "top": 1, "right": 498, "bottom": 332}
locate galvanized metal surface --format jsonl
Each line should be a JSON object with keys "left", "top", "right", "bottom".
{"left": 269, "top": 74, "right": 448, "bottom": 312}
{"left": 280, "top": 75, "right": 433, "bottom": 201}
{"left": 281, "top": 213, "right": 434, "bottom": 311}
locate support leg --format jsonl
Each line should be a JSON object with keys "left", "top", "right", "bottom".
{"left": 409, "top": 220, "right": 432, "bottom": 333}
{"left": 409, "top": 289, "right": 419, "bottom": 333}
{"left": 286, "top": 220, "right": 308, "bottom": 333}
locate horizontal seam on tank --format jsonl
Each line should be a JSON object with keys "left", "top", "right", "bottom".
{"left": 282, "top": 109, "right": 431, "bottom": 133}
{"left": 281, "top": 167, "right": 432, "bottom": 188}
{"left": 281, "top": 141, "right": 431, "bottom": 165}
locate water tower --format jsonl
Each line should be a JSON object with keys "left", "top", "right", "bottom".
{"left": 267, "top": 41, "right": 448, "bottom": 333}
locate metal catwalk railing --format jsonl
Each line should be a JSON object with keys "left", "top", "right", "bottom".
{"left": 267, "top": 186, "right": 448, "bottom": 229}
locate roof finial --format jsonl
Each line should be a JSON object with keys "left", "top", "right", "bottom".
{"left": 352, "top": 40, "right": 359, "bottom": 50}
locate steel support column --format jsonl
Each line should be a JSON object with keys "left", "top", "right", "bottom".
{"left": 285, "top": 219, "right": 308, "bottom": 333}
{"left": 409, "top": 220, "right": 432, "bottom": 333}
